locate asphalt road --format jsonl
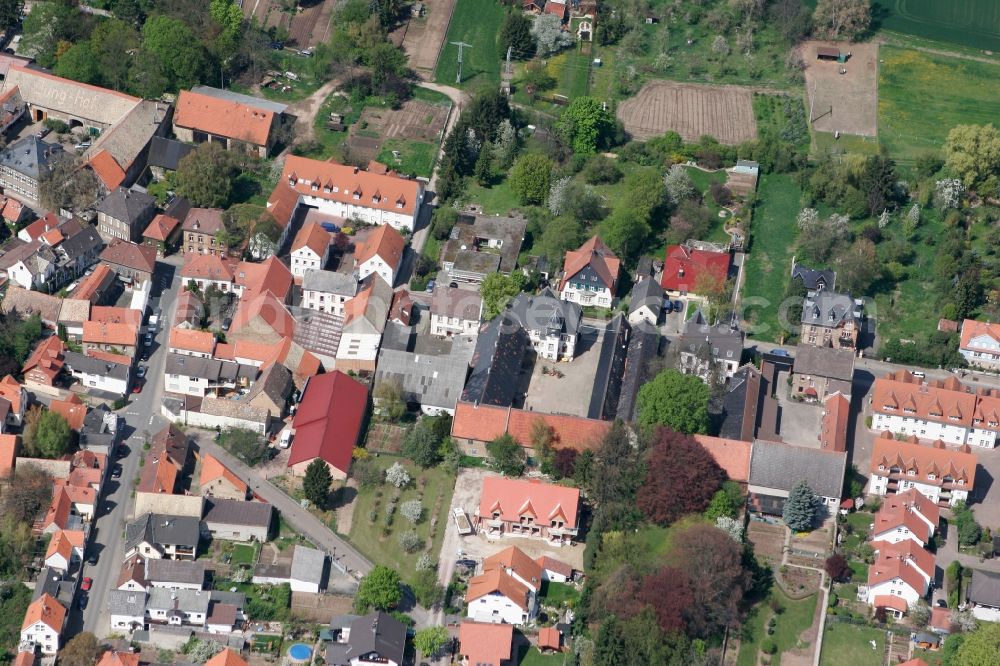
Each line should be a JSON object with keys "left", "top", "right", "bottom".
{"left": 64, "top": 260, "right": 182, "bottom": 639}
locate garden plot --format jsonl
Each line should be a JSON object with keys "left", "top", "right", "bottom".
{"left": 800, "top": 40, "right": 878, "bottom": 138}
{"left": 616, "top": 81, "right": 757, "bottom": 144}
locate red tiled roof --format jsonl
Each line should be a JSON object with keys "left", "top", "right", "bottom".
{"left": 693, "top": 435, "right": 752, "bottom": 482}
{"left": 181, "top": 207, "right": 226, "bottom": 235}
{"left": 660, "top": 244, "right": 731, "bottom": 293}
{"left": 871, "top": 431, "right": 977, "bottom": 488}
{"left": 100, "top": 241, "right": 157, "bottom": 274}
{"left": 86, "top": 349, "right": 133, "bottom": 365}
{"left": 235, "top": 256, "right": 293, "bottom": 301}
{"left": 22, "top": 336, "right": 65, "bottom": 381}
{"left": 0, "top": 434, "right": 16, "bottom": 478}
{"left": 21, "top": 592, "right": 66, "bottom": 632}
{"left": 820, "top": 392, "right": 850, "bottom": 452}
{"left": 230, "top": 290, "right": 295, "bottom": 338}
{"left": 478, "top": 476, "right": 581, "bottom": 530}
{"left": 451, "top": 401, "right": 611, "bottom": 452}
{"left": 180, "top": 253, "right": 236, "bottom": 282}
{"left": 97, "top": 651, "right": 141, "bottom": 666}
{"left": 19, "top": 213, "right": 60, "bottom": 241}
{"left": 961, "top": 319, "right": 1000, "bottom": 352}
{"left": 39, "top": 228, "right": 63, "bottom": 246}
{"left": 0, "top": 197, "right": 23, "bottom": 222}
{"left": 355, "top": 224, "right": 405, "bottom": 271}
{"left": 288, "top": 371, "right": 368, "bottom": 474}
{"left": 291, "top": 222, "right": 331, "bottom": 257}
{"left": 459, "top": 621, "right": 514, "bottom": 666}
{"left": 205, "top": 648, "right": 248, "bottom": 666}
{"left": 872, "top": 488, "right": 940, "bottom": 542}
{"left": 45, "top": 528, "right": 84, "bottom": 561}
{"left": 143, "top": 213, "right": 180, "bottom": 241}
{"left": 0, "top": 375, "right": 23, "bottom": 413}
{"left": 50, "top": 396, "right": 87, "bottom": 430}
{"left": 268, "top": 156, "right": 422, "bottom": 223}
{"left": 89, "top": 150, "right": 126, "bottom": 190}
{"left": 868, "top": 539, "right": 933, "bottom": 594}
{"left": 538, "top": 626, "right": 561, "bottom": 650}
{"left": 169, "top": 328, "right": 217, "bottom": 355}
{"left": 73, "top": 264, "right": 115, "bottom": 302}
{"left": 466, "top": 568, "right": 531, "bottom": 610}
{"left": 90, "top": 306, "right": 142, "bottom": 327}
{"left": 175, "top": 89, "right": 276, "bottom": 147}
{"left": 929, "top": 607, "right": 952, "bottom": 632}
{"left": 137, "top": 455, "right": 177, "bottom": 494}
{"left": 43, "top": 487, "right": 71, "bottom": 530}
{"left": 483, "top": 546, "right": 543, "bottom": 591}
{"left": 873, "top": 594, "right": 908, "bottom": 613}
{"left": 559, "top": 235, "right": 620, "bottom": 292}
{"left": 82, "top": 321, "right": 138, "bottom": 347}
{"left": 200, "top": 454, "right": 248, "bottom": 495}
{"left": 872, "top": 373, "right": 983, "bottom": 429}
{"left": 535, "top": 555, "right": 573, "bottom": 579}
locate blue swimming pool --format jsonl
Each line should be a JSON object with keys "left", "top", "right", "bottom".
{"left": 288, "top": 643, "right": 312, "bottom": 662}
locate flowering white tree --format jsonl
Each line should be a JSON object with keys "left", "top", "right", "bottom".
{"left": 712, "top": 35, "right": 730, "bottom": 56}
{"left": 664, "top": 165, "right": 695, "bottom": 205}
{"left": 796, "top": 207, "right": 819, "bottom": 230}
{"left": 935, "top": 178, "right": 965, "bottom": 209}
{"left": 401, "top": 499, "right": 424, "bottom": 524}
{"left": 385, "top": 462, "right": 411, "bottom": 488}
{"left": 548, "top": 177, "right": 571, "bottom": 216}
{"left": 531, "top": 14, "right": 573, "bottom": 54}
{"left": 492, "top": 120, "right": 518, "bottom": 170}
{"left": 904, "top": 203, "right": 920, "bottom": 234}
{"left": 416, "top": 553, "right": 435, "bottom": 571}
{"left": 877, "top": 209, "right": 890, "bottom": 229}
{"left": 716, "top": 516, "right": 744, "bottom": 542}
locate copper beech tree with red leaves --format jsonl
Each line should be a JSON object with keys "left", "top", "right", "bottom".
{"left": 669, "top": 524, "right": 749, "bottom": 637}
{"left": 636, "top": 427, "right": 726, "bottom": 525}
{"left": 637, "top": 566, "right": 694, "bottom": 634}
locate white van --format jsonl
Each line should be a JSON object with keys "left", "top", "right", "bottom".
{"left": 279, "top": 429, "right": 294, "bottom": 448}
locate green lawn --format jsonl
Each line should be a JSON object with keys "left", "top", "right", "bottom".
{"left": 741, "top": 174, "right": 803, "bottom": 343}
{"left": 818, "top": 622, "right": 885, "bottom": 666}
{"left": 376, "top": 139, "right": 438, "bottom": 179}
{"left": 557, "top": 47, "right": 591, "bottom": 100}
{"left": 517, "top": 645, "right": 567, "bottom": 665}
{"left": 879, "top": 47, "right": 1000, "bottom": 164}
{"left": 458, "top": 179, "right": 522, "bottom": 215}
{"left": 434, "top": 0, "right": 505, "bottom": 88}
{"left": 812, "top": 131, "right": 880, "bottom": 157}
{"left": 736, "top": 589, "right": 818, "bottom": 666}
{"left": 347, "top": 457, "right": 457, "bottom": 586}
{"left": 230, "top": 542, "right": 259, "bottom": 566}
{"left": 540, "top": 581, "right": 579, "bottom": 607}
{"left": 871, "top": 0, "right": 1000, "bottom": 52}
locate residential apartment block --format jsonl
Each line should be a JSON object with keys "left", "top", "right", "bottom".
{"left": 960, "top": 319, "right": 1000, "bottom": 370}
{"left": 868, "top": 431, "right": 977, "bottom": 507}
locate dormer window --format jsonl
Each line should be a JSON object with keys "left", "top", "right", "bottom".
{"left": 907, "top": 470, "right": 916, "bottom": 476}
{"left": 883, "top": 404, "right": 896, "bottom": 411}
{"left": 310, "top": 181, "right": 319, "bottom": 191}
{"left": 927, "top": 473, "right": 935, "bottom": 480}
{"left": 878, "top": 464, "right": 885, "bottom": 471}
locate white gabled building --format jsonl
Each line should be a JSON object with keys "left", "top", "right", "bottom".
{"left": 869, "top": 432, "right": 977, "bottom": 507}
{"left": 430, "top": 286, "right": 482, "bottom": 337}
{"left": 354, "top": 224, "right": 404, "bottom": 287}
{"left": 302, "top": 270, "right": 357, "bottom": 317}
{"left": 960, "top": 319, "right": 1000, "bottom": 371}
{"left": 967, "top": 569, "right": 1000, "bottom": 623}
{"left": 290, "top": 222, "right": 332, "bottom": 278}
{"left": 861, "top": 540, "right": 934, "bottom": 619}
{"left": 465, "top": 568, "right": 537, "bottom": 625}
{"left": 20, "top": 593, "right": 66, "bottom": 655}
{"left": 558, "top": 236, "right": 620, "bottom": 309}
{"left": 870, "top": 489, "right": 939, "bottom": 548}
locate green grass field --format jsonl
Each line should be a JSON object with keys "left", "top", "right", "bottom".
{"left": 376, "top": 139, "right": 438, "bottom": 179}
{"left": 872, "top": 0, "right": 1000, "bottom": 52}
{"left": 517, "top": 646, "right": 567, "bottom": 665}
{"left": 540, "top": 581, "right": 580, "bottom": 607}
{"left": 737, "top": 590, "right": 818, "bottom": 666}
{"left": 347, "top": 457, "right": 456, "bottom": 587}
{"left": 741, "top": 174, "right": 802, "bottom": 343}
{"left": 818, "top": 622, "right": 885, "bottom": 666}
{"left": 879, "top": 47, "right": 1000, "bottom": 163}
{"left": 434, "top": 0, "right": 505, "bottom": 88}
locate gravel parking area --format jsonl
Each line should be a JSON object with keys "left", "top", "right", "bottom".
{"left": 437, "top": 469, "right": 584, "bottom": 586}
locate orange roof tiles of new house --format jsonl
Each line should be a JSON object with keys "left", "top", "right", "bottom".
{"left": 870, "top": 539, "right": 935, "bottom": 589}
{"left": 44, "top": 487, "right": 72, "bottom": 529}
{"left": 86, "top": 349, "right": 133, "bottom": 365}
{"left": 270, "top": 155, "right": 422, "bottom": 221}
{"left": 559, "top": 235, "right": 620, "bottom": 292}
{"left": 355, "top": 224, "right": 404, "bottom": 270}
{"left": 50, "top": 395, "right": 87, "bottom": 430}
{"left": 169, "top": 328, "right": 217, "bottom": 355}
{"left": 538, "top": 626, "right": 561, "bottom": 651}
{"left": 97, "top": 651, "right": 141, "bottom": 666}
{"left": 961, "top": 319, "right": 1000, "bottom": 352}
{"left": 199, "top": 454, "right": 248, "bottom": 494}
{"left": 39, "top": 228, "right": 64, "bottom": 247}
{"left": 871, "top": 432, "right": 977, "bottom": 488}
{"left": 45, "top": 528, "right": 84, "bottom": 560}
{"left": 21, "top": 592, "right": 66, "bottom": 632}
{"left": 535, "top": 555, "right": 572, "bottom": 578}
{"left": 466, "top": 568, "right": 531, "bottom": 610}
{"left": 175, "top": 89, "right": 276, "bottom": 147}
{"left": 483, "top": 546, "right": 543, "bottom": 591}
{"left": 872, "top": 488, "right": 940, "bottom": 543}
{"left": 89, "top": 149, "right": 127, "bottom": 190}
{"left": 82, "top": 321, "right": 138, "bottom": 347}
{"left": 291, "top": 222, "right": 331, "bottom": 257}
{"left": 0, "top": 433, "right": 16, "bottom": 477}
{"left": 458, "top": 621, "right": 514, "bottom": 666}
{"left": 90, "top": 306, "right": 142, "bottom": 327}
{"left": 478, "top": 477, "right": 581, "bottom": 530}
{"left": 693, "top": 435, "right": 752, "bottom": 482}
{"left": 872, "top": 374, "right": 979, "bottom": 428}
{"left": 23, "top": 335, "right": 66, "bottom": 380}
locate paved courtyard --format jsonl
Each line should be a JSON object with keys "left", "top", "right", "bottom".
{"left": 775, "top": 369, "right": 824, "bottom": 448}
{"left": 522, "top": 326, "right": 603, "bottom": 418}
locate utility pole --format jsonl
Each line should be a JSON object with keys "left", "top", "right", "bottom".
{"left": 450, "top": 41, "right": 473, "bottom": 85}
{"left": 501, "top": 46, "right": 512, "bottom": 95}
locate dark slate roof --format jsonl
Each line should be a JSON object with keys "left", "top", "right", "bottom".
{"left": 64, "top": 350, "right": 130, "bottom": 380}
{"left": 617, "top": 321, "right": 660, "bottom": 423}
{"left": 145, "top": 559, "right": 206, "bottom": 586}
{"left": 506, "top": 288, "right": 581, "bottom": 337}
{"left": 61, "top": 226, "right": 103, "bottom": 258}
{"left": 460, "top": 314, "right": 528, "bottom": 407}
{"left": 0, "top": 136, "right": 64, "bottom": 179}
{"left": 326, "top": 612, "right": 406, "bottom": 666}
{"left": 588, "top": 314, "right": 629, "bottom": 420}
{"left": 793, "top": 344, "right": 855, "bottom": 381}
{"left": 967, "top": 569, "right": 1000, "bottom": 607}
{"left": 147, "top": 136, "right": 195, "bottom": 171}
{"left": 635, "top": 256, "right": 654, "bottom": 280}
{"left": 95, "top": 187, "right": 156, "bottom": 223}
{"left": 244, "top": 363, "right": 293, "bottom": 409}
{"left": 125, "top": 513, "right": 201, "bottom": 551}
{"left": 801, "top": 291, "right": 857, "bottom": 328}
{"left": 718, "top": 365, "right": 764, "bottom": 442}
{"left": 374, "top": 336, "right": 475, "bottom": 411}
{"left": 203, "top": 498, "right": 273, "bottom": 528}
{"left": 791, "top": 262, "right": 836, "bottom": 292}
{"left": 628, "top": 278, "right": 664, "bottom": 317}
{"left": 748, "top": 439, "right": 846, "bottom": 499}
{"left": 678, "top": 309, "right": 744, "bottom": 364}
